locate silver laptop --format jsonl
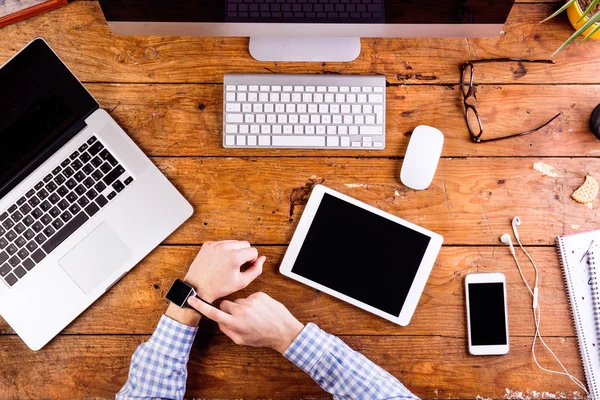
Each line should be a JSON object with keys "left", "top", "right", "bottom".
{"left": 0, "top": 38, "right": 193, "bottom": 350}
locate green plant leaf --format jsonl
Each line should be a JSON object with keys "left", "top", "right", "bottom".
{"left": 580, "top": 12, "right": 600, "bottom": 41}
{"left": 578, "top": 0, "right": 600, "bottom": 22}
{"left": 551, "top": 11, "right": 600, "bottom": 57}
{"left": 541, "top": 0, "right": 577, "bottom": 23}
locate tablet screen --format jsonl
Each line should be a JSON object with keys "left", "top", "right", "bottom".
{"left": 291, "top": 193, "right": 431, "bottom": 316}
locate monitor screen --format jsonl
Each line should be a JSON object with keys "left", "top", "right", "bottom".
{"left": 290, "top": 193, "right": 431, "bottom": 316}
{"left": 0, "top": 39, "right": 98, "bottom": 199}
{"left": 99, "top": 0, "right": 514, "bottom": 25}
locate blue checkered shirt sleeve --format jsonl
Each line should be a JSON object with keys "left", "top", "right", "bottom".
{"left": 284, "top": 323, "right": 419, "bottom": 400}
{"left": 116, "top": 315, "right": 198, "bottom": 400}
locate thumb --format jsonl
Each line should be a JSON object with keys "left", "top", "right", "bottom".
{"left": 241, "top": 255, "right": 265, "bottom": 285}
{"left": 188, "top": 297, "right": 235, "bottom": 326}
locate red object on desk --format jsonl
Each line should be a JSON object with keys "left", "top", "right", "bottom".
{"left": 0, "top": 0, "right": 67, "bottom": 29}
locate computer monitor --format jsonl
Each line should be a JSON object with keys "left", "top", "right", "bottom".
{"left": 98, "top": 0, "right": 516, "bottom": 62}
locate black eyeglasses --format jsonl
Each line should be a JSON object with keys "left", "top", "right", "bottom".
{"left": 461, "top": 58, "right": 563, "bottom": 143}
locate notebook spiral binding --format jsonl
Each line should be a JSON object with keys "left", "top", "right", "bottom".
{"left": 557, "top": 239, "right": 596, "bottom": 398}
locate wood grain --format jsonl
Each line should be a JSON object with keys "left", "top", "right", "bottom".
{"left": 0, "top": 2, "right": 599, "bottom": 85}
{"left": 0, "top": 246, "right": 576, "bottom": 337}
{"left": 131, "top": 157, "right": 600, "bottom": 246}
{"left": 89, "top": 83, "right": 600, "bottom": 158}
{"left": 0, "top": 334, "right": 585, "bottom": 399}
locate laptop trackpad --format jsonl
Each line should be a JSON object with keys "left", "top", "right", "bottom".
{"left": 59, "top": 223, "right": 132, "bottom": 295}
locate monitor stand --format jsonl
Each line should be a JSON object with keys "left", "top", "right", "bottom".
{"left": 249, "top": 37, "right": 361, "bottom": 62}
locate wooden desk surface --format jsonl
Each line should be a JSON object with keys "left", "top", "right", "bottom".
{"left": 1, "top": 0, "right": 599, "bottom": 398}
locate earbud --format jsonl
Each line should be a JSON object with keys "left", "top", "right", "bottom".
{"left": 512, "top": 216, "right": 521, "bottom": 241}
{"left": 500, "top": 233, "right": 516, "bottom": 256}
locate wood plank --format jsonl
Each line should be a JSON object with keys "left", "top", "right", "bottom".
{"left": 89, "top": 83, "right": 600, "bottom": 158}
{"left": 0, "top": 334, "right": 585, "bottom": 399}
{"left": 0, "top": 246, "right": 576, "bottom": 337}
{"left": 130, "top": 157, "right": 600, "bottom": 246}
{"left": 0, "top": 3, "right": 598, "bottom": 84}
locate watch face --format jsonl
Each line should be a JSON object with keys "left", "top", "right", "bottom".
{"left": 166, "top": 279, "right": 194, "bottom": 307}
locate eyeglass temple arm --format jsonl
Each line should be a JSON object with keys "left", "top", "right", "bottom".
{"left": 477, "top": 112, "right": 563, "bottom": 143}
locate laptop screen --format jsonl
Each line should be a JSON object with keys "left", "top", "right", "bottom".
{"left": 0, "top": 39, "right": 98, "bottom": 199}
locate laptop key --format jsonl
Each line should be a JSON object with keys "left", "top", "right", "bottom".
{"left": 13, "top": 266, "right": 26, "bottom": 279}
{"left": 8, "top": 205, "right": 17, "bottom": 213}
{"left": 74, "top": 171, "right": 85, "bottom": 182}
{"left": 52, "top": 166, "right": 62, "bottom": 175}
{"left": 16, "top": 197, "right": 26, "bottom": 206}
{"left": 49, "top": 207, "right": 60, "bottom": 218}
{"left": 19, "top": 204, "right": 31, "bottom": 215}
{"left": 0, "top": 226, "right": 4, "bottom": 235}
{"left": 14, "top": 236, "right": 26, "bottom": 248}
{"left": 94, "top": 182, "right": 106, "bottom": 193}
{"left": 0, "top": 263, "right": 10, "bottom": 276}
{"left": 43, "top": 174, "right": 53, "bottom": 183}
{"left": 23, "top": 229, "right": 34, "bottom": 240}
{"left": 27, "top": 197, "right": 40, "bottom": 208}
{"left": 88, "top": 141, "right": 104, "bottom": 156}
{"left": 31, "top": 249, "right": 45, "bottom": 263}
{"left": 82, "top": 164, "right": 94, "bottom": 174}
{"left": 100, "top": 162, "right": 112, "bottom": 174}
{"left": 32, "top": 222, "right": 43, "bottom": 233}
{"left": 124, "top": 176, "right": 134, "bottom": 185}
{"left": 17, "top": 249, "right": 28, "bottom": 260}
{"left": 58, "top": 199, "right": 69, "bottom": 211}
{"left": 75, "top": 185, "right": 86, "bottom": 195}
{"left": 31, "top": 208, "right": 43, "bottom": 219}
{"left": 52, "top": 219, "right": 64, "bottom": 230}
{"left": 91, "top": 156, "right": 103, "bottom": 168}
{"left": 107, "top": 191, "right": 117, "bottom": 200}
{"left": 53, "top": 174, "right": 66, "bottom": 185}
{"left": 69, "top": 151, "right": 80, "bottom": 160}
{"left": 61, "top": 211, "right": 73, "bottom": 222}
{"left": 4, "top": 273, "right": 17, "bottom": 286}
{"left": 42, "top": 212, "right": 89, "bottom": 254}
{"left": 0, "top": 238, "right": 7, "bottom": 249}
{"left": 72, "top": 160, "right": 83, "bottom": 170}
{"left": 40, "top": 201, "right": 51, "bottom": 212}
{"left": 8, "top": 256, "right": 19, "bottom": 267}
{"left": 86, "top": 189, "right": 98, "bottom": 200}
{"left": 87, "top": 136, "right": 97, "bottom": 145}
{"left": 22, "top": 258, "right": 35, "bottom": 271}
{"left": 61, "top": 159, "right": 71, "bottom": 168}
{"left": 11, "top": 211, "right": 22, "bottom": 222}
{"left": 2, "top": 219, "right": 14, "bottom": 230}
{"left": 103, "top": 165, "right": 125, "bottom": 186}
{"left": 83, "top": 177, "right": 95, "bottom": 189}
{"left": 37, "top": 189, "right": 49, "bottom": 200}
{"left": 69, "top": 204, "right": 81, "bottom": 215}
{"left": 77, "top": 196, "right": 90, "bottom": 207}
{"left": 45, "top": 182, "right": 57, "bottom": 193}
{"left": 6, "top": 244, "right": 17, "bottom": 255}
{"left": 0, "top": 212, "right": 7, "bottom": 221}
{"left": 96, "top": 195, "right": 108, "bottom": 208}
{"left": 34, "top": 181, "right": 44, "bottom": 190}
{"left": 66, "top": 192, "right": 78, "bottom": 203}
{"left": 35, "top": 234, "right": 47, "bottom": 245}
{"left": 78, "top": 143, "right": 89, "bottom": 152}
{"left": 80, "top": 153, "right": 92, "bottom": 163}
{"left": 26, "top": 241, "right": 38, "bottom": 252}
{"left": 65, "top": 179, "right": 76, "bottom": 189}
{"left": 5, "top": 230, "right": 16, "bottom": 241}
{"left": 43, "top": 226, "right": 55, "bottom": 237}
{"left": 92, "top": 170, "right": 104, "bottom": 182}
{"left": 26, "top": 189, "right": 35, "bottom": 198}
{"left": 63, "top": 166, "right": 74, "bottom": 178}
{"left": 49, "top": 193, "right": 60, "bottom": 204}
{"left": 14, "top": 223, "right": 25, "bottom": 234}
{"left": 100, "top": 150, "right": 119, "bottom": 167}
{"left": 57, "top": 186, "right": 68, "bottom": 197}
{"left": 0, "top": 252, "right": 7, "bottom": 264}
{"left": 112, "top": 180, "right": 125, "bottom": 193}
{"left": 40, "top": 214, "right": 52, "bottom": 225}
{"left": 84, "top": 202, "right": 100, "bottom": 217}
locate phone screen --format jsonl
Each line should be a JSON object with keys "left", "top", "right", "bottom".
{"left": 468, "top": 282, "right": 508, "bottom": 346}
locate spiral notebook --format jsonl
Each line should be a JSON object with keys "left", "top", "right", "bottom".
{"left": 557, "top": 230, "right": 600, "bottom": 399}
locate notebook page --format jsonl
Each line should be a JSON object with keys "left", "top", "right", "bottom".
{"left": 558, "top": 231, "right": 600, "bottom": 399}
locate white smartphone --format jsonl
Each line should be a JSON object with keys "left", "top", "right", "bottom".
{"left": 465, "top": 273, "right": 510, "bottom": 355}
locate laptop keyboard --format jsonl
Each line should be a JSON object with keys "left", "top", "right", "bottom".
{"left": 0, "top": 136, "right": 134, "bottom": 288}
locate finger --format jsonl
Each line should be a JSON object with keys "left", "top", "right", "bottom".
{"left": 219, "top": 324, "right": 243, "bottom": 346}
{"left": 219, "top": 299, "right": 239, "bottom": 314}
{"left": 224, "top": 241, "right": 252, "bottom": 250}
{"left": 235, "top": 247, "right": 259, "bottom": 265}
{"left": 188, "top": 297, "right": 235, "bottom": 325}
{"left": 240, "top": 255, "right": 265, "bottom": 285}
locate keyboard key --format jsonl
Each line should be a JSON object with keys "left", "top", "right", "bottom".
{"left": 124, "top": 176, "right": 134, "bottom": 186}
{"left": 13, "top": 266, "right": 26, "bottom": 279}
{"left": 5, "top": 230, "right": 16, "bottom": 241}
{"left": 52, "top": 219, "right": 64, "bottom": 230}
{"left": 86, "top": 189, "right": 98, "bottom": 200}
{"left": 23, "top": 229, "right": 34, "bottom": 240}
{"left": 87, "top": 136, "right": 98, "bottom": 145}
{"left": 107, "top": 191, "right": 117, "bottom": 200}
{"left": 31, "top": 249, "right": 45, "bottom": 263}
{"left": 35, "top": 234, "right": 47, "bottom": 245}
{"left": 8, "top": 205, "right": 17, "bottom": 213}
{"left": 75, "top": 185, "right": 86, "bottom": 195}
{"left": 66, "top": 192, "right": 78, "bottom": 203}
{"left": 79, "top": 143, "right": 89, "bottom": 152}
{"left": 92, "top": 170, "right": 104, "bottom": 182}
{"left": 58, "top": 200, "right": 69, "bottom": 211}
{"left": 22, "top": 215, "right": 34, "bottom": 227}
{"left": 61, "top": 159, "right": 71, "bottom": 168}
{"left": 19, "top": 204, "right": 31, "bottom": 215}
{"left": 69, "top": 204, "right": 81, "bottom": 215}
{"left": 17, "top": 248, "right": 29, "bottom": 260}
{"left": 2, "top": 219, "right": 14, "bottom": 230}
{"left": 49, "top": 193, "right": 60, "bottom": 204}
{"left": 100, "top": 162, "right": 112, "bottom": 174}
{"left": 43, "top": 226, "right": 55, "bottom": 237}
{"left": 34, "top": 182, "right": 44, "bottom": 190}
{"left": 0, "top": 263, "right": 10, "bottom": 276}
{"left": 69, "top": 151, "right": 80, "bottom": 160}
{"left": 83, "top": 164, "right": 94, "bottom": 174}
{"left": 271, "top": 136, "right": 326, "bottom": 147}
{"left": 360, "top": 126, "right": 383, "bottom": 135}
{"left": 37, "top": 189, "right": 49, "bottom": 200}
{"left": 11, "top": 211, "right": 22, "bottom": 222}
{"left": 80, "top": 152, "right": 91, "bottom": 163}
{"left": 32, "top": 222, "right": 43, "bottom": 233}
{"left": 4, "top": 273, "right": 17, "bottom": 286}
{"left": 63, "top": 166, "right": 74, "bottom": 178}
{"left": 65, "top": 179, "right": 77, "bottom": 189}
{"left": 96, "top": 195, "right": 108, "bottom": 208}
{"left": 49, "top": 207, "right": 61, "bottom": 218}
{"left": 41, "top": 214, "right": 52, "bottom": 225}
{"left": 83, "top": 177, "right": 95, "bottom": 189}
{"left": 0, "top": 238, "right": 7, "bottom": 249}
{"left": 52, "top": 166, "right": 62, "bottom": 175}
{"left": 14, "top": 223, "right": 25, "bottom": 234}
{"left": 61, "top": 211, "right": 73, "bottom": 222}
{"left": 26, "top": 241, "right": 38, "bottom": 252}
{"left": 27, "top": 196, "right": 40, "bottom": 207}
{"left": 103, "top": 165, "right": 125, "bottom": 186}
{"left": 91, "top": 156, "right": 102, "bottom": 167}
{"left": 26, "top": 189, "right": 35, "bottom": 198}
{"left": 14, "top": 236, "right": 26, "bottom": 248}
{"left": 72, "top": 160, "right": 83, "bottom": 170}
{"left": 0, "top": 252, "right": 7, "bottom": 264}
{"left": 42, "top": 212, "right": 89, "bottom": 254}
{"left": 77, "top": 196, "right": 90, "bottom": 207}
{"left": 0, "top": 212, "right": 7, "bottom": 221}
{"left": 99, "top": 149, "right": 118, "bottom": 166}
{"left": 45, "top": 182, "right": 58, "bottom": 193}
{"left": 8, "top": 255, "right": 19, "bottom": 267}
{"left": 16, "top": 197, "right": 26, "bottom": 206}
{"left": 74, "top": 171, "right": 85, "bottom": 182}
{"left": 57, "top": 186, "right": 68, "bottom": 197}
{"left": 31, "top": 208, "right": 43, "bottom": 219}
{"left": 40, "top": 201, "right": 51, "bottom": 212}
{"left": 84, "top": 202, "right": 100, "bottom": 217}
{"left": 112, "top": 180, "right": 125, "bottom": 193}
{"left": 43, "top": 174, "right": 53, "bottom": 183}
{"left": 94, "top": 182, "right": 106, "bottom": 193}
{"left": 53, "top": 174, "right": 66, "bottom": 185}
{"left": 89, "top": 141, "right": 104, "bottom": 156}
{"left": 22, "top": 258, "right": 34, "bottom": 271}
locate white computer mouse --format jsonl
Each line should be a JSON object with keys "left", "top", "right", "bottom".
{"left": 400, "top": 125, "right": 444, "bottom": 190}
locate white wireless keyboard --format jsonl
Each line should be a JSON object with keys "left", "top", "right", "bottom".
{"left": 223, "top": 74, "right": 386, "bottom": 149}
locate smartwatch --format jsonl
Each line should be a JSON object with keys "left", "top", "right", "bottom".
{"left": 166, "top": 278, "right": 212, "bottom": 308}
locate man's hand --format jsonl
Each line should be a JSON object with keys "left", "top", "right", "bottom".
{"left": 188, "top": 292, "right": 305, "bottom": 354}
{"left": 165, "top": 240, "right": 265, "bottom": 327}
{"left": 185, "top": 241, "right": 265, "bottom": 303}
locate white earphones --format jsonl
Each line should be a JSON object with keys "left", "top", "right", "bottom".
{"left": 500, "top": 217, "right": 588, "bottom": 394}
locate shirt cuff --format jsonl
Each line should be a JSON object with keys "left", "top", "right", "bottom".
{"left": 148, "top": 314, "right": 199, "bottom": 356}
{"left": 283, "top": 323, "right": 334, "bottom": 374}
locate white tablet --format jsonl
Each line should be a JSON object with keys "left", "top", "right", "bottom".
{"left": 279, "top": 185, "right": 443, "bottom": 326}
